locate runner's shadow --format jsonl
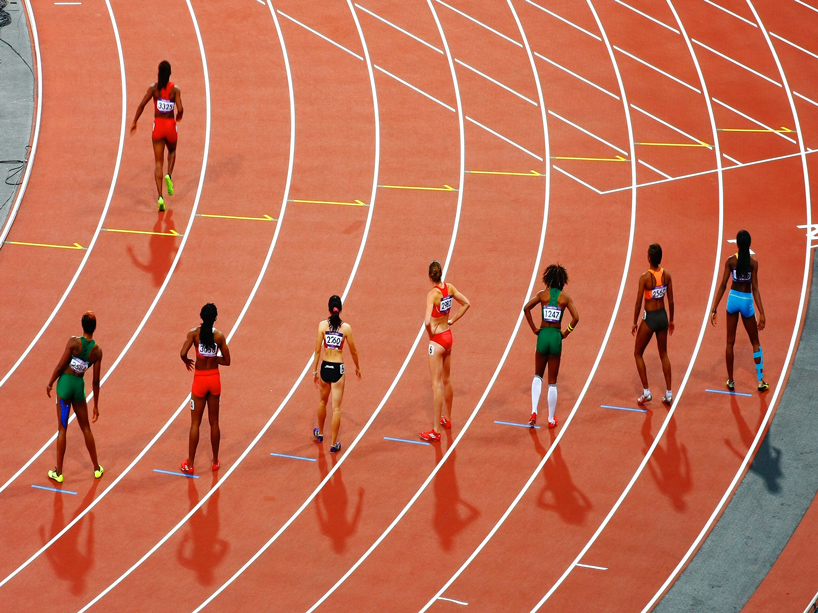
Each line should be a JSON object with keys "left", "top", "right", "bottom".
{"left": 316, "top": 452, "right": 364, "bottom": 553}
{"left": 534, "top": 428, "right": 592, "bottom": 525}
{"left": 176, "top": 475, "right": 229, "bottom": 585}
{"left": 641, "top": 410, "right": 692, "bottom": 511}
{"left": 39, "top": 481, "right": 99, "bottom": 595}
{"left": 725, "top": 395, "right": 782, "bottom": 493}
{"left": 126, "top": 210, "right": 179, "bottom": 287}
{"left": 432, "top": 442, "right": 480, "bottom": 551}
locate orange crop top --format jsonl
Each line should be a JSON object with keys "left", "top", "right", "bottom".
{"left": 644, "top": 268, "right": 667, "bottom": 300}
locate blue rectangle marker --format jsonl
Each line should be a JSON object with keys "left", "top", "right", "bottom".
{"left": 154, "top": 468, "right": 199, "bottom": 479}
{"left": 705, "top": 388, "right": 753, "bottom": 397}
{"left": 601, "top": 404, "right": 647, "bottom": 413}
{"left": 384, "top": 436, "right": 431, "bottom": 446}
{"left": 269, "top": 452, "right": 317, "bottom": 462}
{"left": 31, "top": 484, "right": 78, "bottom": 495}
{"left": 494, "top": 420, "right": 540, "bottom": 429}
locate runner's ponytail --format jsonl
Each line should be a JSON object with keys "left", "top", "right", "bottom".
{"left": 736, "top": 230, "right": 751, "bottom": 278}
{"left": 200, "top": 303, "right": 217, "bottom": 352}
{"left": 157, "top": 60, "right": 171, "bottom": 93}
{"left": 328, "top": 295, "right": 343, "bottom": 331}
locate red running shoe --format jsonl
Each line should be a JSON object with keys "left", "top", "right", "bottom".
{"left": 181, "top": 459, "right": 194, "bottom": 474}
{"left": 420, "top": 429, "right": 441, "bottom": 442}
{"left": 548, "top": 417, "right": 558, "bottom": 429}
{"left": 528, "top": 413, "right": 537, "bottom": 426}
{"left": 440, "top": 416, "right": 452, "bottom": 429}
{"left": 211, "top": 459, "right": 221, "bottom": 472}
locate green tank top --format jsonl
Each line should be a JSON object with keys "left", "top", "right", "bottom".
{"left": 541, "top": 288, "right": 564, "bottom": 324}
{"left": 69, "top": 337, "right": 96, "bottom": 375}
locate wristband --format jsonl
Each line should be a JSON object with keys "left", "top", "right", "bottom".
{"left": 567, "top": 324, "right": 574, "bottom": 332}
{"left": 313, "top": 371, "right": 318, "bottom": 376}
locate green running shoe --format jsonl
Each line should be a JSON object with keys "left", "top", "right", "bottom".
{"left": 48, "top": 469, "right": 64, "bottom": 483}
{"left": 158, "top": 196, "right": 166, "bottom": 212}
{"left": 164, "top": 174, "right": 174, "bottom": 197}
{"left": 94, "top": 465, "right": 104, "bottom": 479}
{"left": 726, "top": 379, "right": 735, "bottom": 391}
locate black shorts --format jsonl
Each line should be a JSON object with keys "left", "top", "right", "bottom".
{"left": 643, "top": 308, "right": 669, "bottom": 333}
{"left": 320, "top": 361, "right": 345, "bottom": 384}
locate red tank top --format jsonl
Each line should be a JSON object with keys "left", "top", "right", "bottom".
{"left": 431, "top": 284, "right": 453, "bottom": 318}
{"left": 154, "top": 82, "right": 175, "bottom": 114}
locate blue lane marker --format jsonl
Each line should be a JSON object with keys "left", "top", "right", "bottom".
{"left": 269, "top": 452, "right": 317, "bottom": 462}
{"left": 601, "top": 404, "right": 648, "bottom": 414}
{"left": 32, "top": 484, "right": 78, "bottom": 495}
{"left": 154, "top": 468, "right": 199, "bottom": 479}
{"left": 706, "top": 388, "right": 753, "bottom": 397}
{"left": 384, "top": 436, "right": 431, "bottom": 446}
{"left": 494, "top": 420, "right": 540, "bottom": 429}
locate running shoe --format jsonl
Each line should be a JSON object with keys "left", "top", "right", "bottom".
{"left": 726, "top": 379, "right": 735, "bottom": 391}
{"left": 164, "top": 174, "right": 174, "bottom": 197}
{"left": 330, "top": 442, "right": 342, "bottom": 454}
{"left": 211, "top": 460, "right": 220, "bottom": 472}
{"left": 180, "top": 459, "right": 194, "bottom": 474}
{"left": 94, "top": 465, "right": 104, "bottom": 479}
{"left": 313, "top": 428, "right": 323, "bottom": 443}
{"left": 48, "top": 469, "right": 63, "bottom": 483}
{"left": 158, "top": 196, "right": 166, "bottom": 212}
{"left": 758, "top": 380, "right": 770, "bottom": 392}
{"left": 528, "top": 412, "right": 537, "bottom": 426}
{"left": 662, "top": 394, "right": 672, "bottom": 406}
{"left": 637, "top": 393, "right": 652, "bottom": 405}
{"left": 548, "top": 417, "right": 558, "bottom": 429}
{"left": 440, "top": 416, "right": 452, "bottom": 429}
{"left": 419, "top": 430, "right": 441, "bottom": 442}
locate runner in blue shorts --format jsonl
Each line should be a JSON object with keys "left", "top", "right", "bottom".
{"left": 710, "top": 230, "right": 768, "bottom": 392}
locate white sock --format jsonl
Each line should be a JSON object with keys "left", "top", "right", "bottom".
{"left": 644, "top": 388, "right": 651, "bottom": 397}
{"left": 666, "top": 390, "right": 672, "bottom": 398}
{"left": 531, "top": 376, "right": 542, "bottom": 414}
{"left": 548, "top": 384, "right": 557, "bottom": 422}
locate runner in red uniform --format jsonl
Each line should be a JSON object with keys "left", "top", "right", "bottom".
{"left": 421, "top": 261, "right": 470, "bottom": 442}
{"left": 130, "top": 60, "right": 184, "bottom": 211}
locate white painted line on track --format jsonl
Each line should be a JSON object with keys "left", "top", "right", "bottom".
{"left": 532, "top": 1, "right": 725, "bottom": 606}
{"left": 702, "top": 0, "right": 757, "bottom": 27}
{"left": 455, "top": 58, "right": 537, "bottom": 105}
{"left": 794, "top": 90, "right": 818, "bottom": 108}
{"left": 375, "top": 65, "right": 455, "bottom": 111}
{"left": 614, "top": 45, "right": 701, "bottom": 93}
{"left": 771, "top": 32, "right": 818, "bottom": 62}
{"left": 692, "top": 38, "right": 781, "bottom": 87}
{"left": 466, "top": 116, "right": 543, "bottom": 161}
{"left": 435, "top": 0, "right": 522, "bottom": 47}
{"left": 712, "top": 96, "right": 797, "bottom": 144}
{"left": 612, "top": 0, "right": 679, "bottom": 34}
{"left": 576, "top": 563, "right": 608, "bottom": 571}
{"left": 525, "top": 0, "right": 601, "bottom": 41}
{"left": 793, "top": 0, "right": 818, "bottom": 14}
{"left": 638, "top": 158, "right": 672, "bottom": 179}
{"left": 548, "top": 110, "right": 628, "bottom": 155}
{"left": 645, "top": 3, "right": 813, "bottom": 609}
{"left": 806, "top": 590, "right": 818, "bottom": 613}
{"left": 438, "top": 596, "right": 469, "bottom": 606}
{"left": 631, "top": 103, "right": 712, "bottom": 147}
{"left": 354, "top": 3, "right": 443, "bottom": 54}
{"left": 277, "top": 10, "right": 363, "bottom": 60}
{"left": 552, "top": 165, "right": 604, "bottom": 195}
{"left": 722, "top": 152, "right": 742, "bottom": 165}
{"left": 534, "top": 52, "right": 619, "bottom": 99}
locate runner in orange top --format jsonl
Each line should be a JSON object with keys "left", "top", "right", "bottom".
{"left": 130, "top": 60, "right": 184, "bottom": 211}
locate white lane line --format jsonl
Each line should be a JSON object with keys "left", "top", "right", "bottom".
{"left": 534, "top": 52, "right": 619, "bottom": 99}
{"left": 435, "top": 0, "right": 522, "bottom": 47}
{"left": 795, "top": 90, "right": 818, "bottom": 108}
{"left": 466, "top": 116, "right": 543, "bottom": 161}
{"left": 645, "top": 3, "right": 813, "bottom": 609}
{"left": 806, "top": 591, "right": 818, "bottom": 613}
{"left": 53, "top": 2, "right": 81, "bottom": 4}
{"left": 712, "top": 96, "right": 797, "bottom": 144}
{"left": 277, "top": 10, "right": 363, "bottom": 60}
{"left": 631, "top": 103, "right": 711, "bottom": 147}
{"left": 354, "top": 3, "right": 443, "bottom": 54}
{"left": 692, "top": 38, "right": 781, "bottom": 87}
{"left": 793, "top": 0, "right": 818, "bottom": 13}
{"left": 552, "top": 165, "right": 604, "bottom": 195}
{"left": 722, "top": 152, "right": 742, "bottom": 165}
{"left": 638, "top": 158, "right": 672, "bottom": 179}
{"left": 612, "top": 0, "right": 680, "bottom": 34}
{"left": 702, "top": 0, "right": 757, "bottom": 27}
{"left": 614, "top": 45, "right": 701, "bottom": 93}
{"left": 375, "top": 65, "right": 455, "bottom": 111}
{"left": 438, "top": 597, "right": 469, "bottom": 606}
{"left": 455, "top": 58, "right": 537, "bottom": 105}
{"left": 576, "top": 563, "right": 608, "bottom": 571}
{"left": 771, "top": 32, "right": 818, "bottom": 62}
{"left": 0, "top": 0, "right": 211, "bottom": 587}
{"left": 533, "top": 1, "right": 725, "bottom": 606}
{"left": 549, "top": 110, "right": 628, "bottom": 156}
{"left": 525, "top": 0, "right": 601, "bottom": 41}
{"left": 0, "top": 0, "right": 43, "bottom": 247}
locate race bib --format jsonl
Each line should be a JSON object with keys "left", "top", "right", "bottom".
{"left": 325, "top": 331, "right": 344, "bottom": 350}
{"left": 542, "top": 306, "right": 562, "bottom": 323}
{"left": 650, "top": 286, "right": 667, "bottom": 299}
{"left": 156, "top": 98, "right": 174, "bottom": 113}
{"left": 439, "top": 295, "right": 453, "bottom": 313}
{"left": 69, "top": 356, "right": 89, "bottom": 374}
{"left": 198, "top": 343, "right": 218, "bottom": 357}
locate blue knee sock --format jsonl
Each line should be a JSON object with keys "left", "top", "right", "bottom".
{"left": 754, "top": 347, "right": 763, "bottom": 381}
{"left": 59, "top": 399, "right": 70, "bottom": 428}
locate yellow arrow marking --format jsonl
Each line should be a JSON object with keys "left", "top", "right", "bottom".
{"left": 5, "top": 241, "right": 85, "bottom": 250}
{"left": 379, "top": 184, "right": 457, "bottom": 191}
{"left": 198, "top": 213, "right": 277, "bottom": 221}
{"left": 636, "top": 142, "right": 711, "bottom": 148}
{"left": 551, "top": 155, "right": 628, "bottom": 162}
{"left": 468, "top": 169, "right": 543, "bottom": 176}
{"left": 290, "top": 199, "right": 367, "bottom": 207}
{"left": 103, "top": 228, "right": 181, "bottom": 237}
{"left": 719, "top": 126, "right": 794, "bottom": 133}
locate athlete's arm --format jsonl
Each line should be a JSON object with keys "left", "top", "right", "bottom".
{"left": 313, "top": 322, "right": 325, "bottom": 388}
{"left": 91, "top": 347, "right": 102, "bottom": 422}
{"left": 217, "top": 331, "right": 231, "bottom": 366}
{"left": 424, "top": 291, "right": 436, "bottom": 339}
{"left": 666, "top": 272, "right": 675, "bottom": 335}
{"left": 180, "top": 329, "right": 195, "bottom": 371}
{"left": 710, "top": 258, "right": 733, "bottom": 327}
{"left": 174, "top": 87, "right": 184, "bottom": 122}
{"left": 523, "top": 292, "right": 542, "bottom": 335}
{"left": 130, "top": 85, "right": 155, "bottom": 134}
{"left": 46, "top": 338, "right": 76, "bottom": 397}
{"left": 751, "top": 258, "right": 766, "bottom": 331}
{"left": 344, "top": 324, "right": 362, "bottom": 379}
{"left": 561, "top": 293, "right": 579, "bottom": 339}
{"left": 632, "top": 273, "right": 647, "bottom": 336}
{"left": 447, "top": 284, "right": 471, "bottom": 326}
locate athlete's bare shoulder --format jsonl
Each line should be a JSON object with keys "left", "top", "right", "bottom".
{"left": 318, "top": 319, "right": 330, "bottom": 332}
{"left": 340, "top": 322, "right": 352, "bottom": 334}
{"left": 213, "top": 328, "right": 226, "bottom": 343}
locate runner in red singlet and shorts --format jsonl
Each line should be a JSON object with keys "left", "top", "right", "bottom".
{"left": 130, "top": 60, "right": 184, "bottom": 211}
{"left": 421, "top": 260, "right": 470, "bottom": 442}
{"left": 180, "top": 303, "right": 230, "bottom": 474}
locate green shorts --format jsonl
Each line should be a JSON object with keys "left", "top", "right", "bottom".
{"left": 56, "top": 373, "right": 85, "bottom": 403}
{"left": 536, "top": 327, "right": 562, "bottom": 356}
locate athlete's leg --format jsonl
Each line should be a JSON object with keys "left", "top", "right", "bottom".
{"left": 317, "top": 378, "right": 331, "bottom": 437}
{"left": 656, "top": 329, "right": 672, "bottom": 392}
{"left": 329, "top": 376, "right": 346, "bottom": 447}
{"left": 546, "top": 354, "right": 561, "bottom": 424}
{"left": 725, "top": 311, "right": 739, "bottom": 381}
{"left": 167, "top": 142, "right": 176, "bottom": 180}
{"left": 634, "top": 322, "right": 654, "bottom": 389}
{"left": 741, "top": 314, "right": 764, "bottom": 382}
{"left": 531, "top": 350, "right": 547, "bottom": 418}
{"left": 188, "top": 394, "right": 207, "bottom": 465}
{"left": 54, "top": 398, "right": 68, "bottom": 475}
{"left": 442, "top": 349, "right": 453, "bottom": 422}
{"left": 206, "top": 394, "right": 220, "bottom": 464}
{"left": 152, "top": 139, "right": 166, "bottom": 198}
{"left": 427, "top": 342, "right": 445, "bottom": 434}
{"left": 72, "top": 399, "right": 100, "bottom": 471}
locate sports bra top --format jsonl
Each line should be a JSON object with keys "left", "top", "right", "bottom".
{"left": 431, "top": 284, "right": 453, "bottom": 318}
{"left": 731, "top": 254, "right": 752, "bottom": 283}
{"left": 323, "top": 324, "right": 345, "bottom": 351}
{"left": 541, "top": 288, "right": 564, "bottom": 324}
{"left": 69, "top": 337, "right": 95, "bottom": 375}
{"left": 644, "top": 268, "right": 667, "bottom": 300}
{"left": 154, "top": 82, "right": 175, "bottom": 114}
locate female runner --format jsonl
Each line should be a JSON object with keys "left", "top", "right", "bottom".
{"left": 632, "top": 243, "right": 675, "bottom": 405}
{"left": 709, "top": 230, "right": 768, "bottom": 391}
{"left": 312, "top": 295, "right": 361, "bottom": 453}
{"left": 130, "top": 60, "right": 184, "bottom": 211}
{"left": 421, "top": 260, "right": 470, "bottom": 442}
{"left": 180, "top": 303, "right": 230, "bottom": 474}
{"left": 46, "top": 312, "right": 104, "bottom": 483}
{"left": 523, "top": 264, "right": 579, "bottom": 428}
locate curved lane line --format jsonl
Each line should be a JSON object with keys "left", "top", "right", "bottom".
{"left": 0, "top": 0, "right": 43, "bottom": 247}
{"left": 532, "top": 0, "right": 726, "bottom": 608}
{"left": 643, "top": 1, "right": 813, "bottom": 610}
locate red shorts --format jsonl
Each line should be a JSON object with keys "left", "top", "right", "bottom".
{"left": 152, "top": 117, "right": 177, "bottom": 144}
{"left": 191, "top": 369, "right": 221, "bottom": 397}
{"left": 429, "top": 329, "right": 453, "bottom": 353}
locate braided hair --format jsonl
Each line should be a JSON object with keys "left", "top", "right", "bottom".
{"left": 736, "top": 230, "right": 751, "bottom": 278}
{"left": 328, "top": 295, "right": 343, "bottom": 331}
{"left": 157, "top": 60, "right": 171, "bottom": 93}
{"left": 200, "top": 303, "right": 217, "bottom": 352}
{"left": 542, "top": 264, "right": 568, "bottom": 290}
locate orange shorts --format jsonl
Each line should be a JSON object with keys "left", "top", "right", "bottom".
{"left": 152, "top": 117, "right": 177, "bottom": 144}
{"left": 191, "top": 369, "right": 220, "bottom": 398}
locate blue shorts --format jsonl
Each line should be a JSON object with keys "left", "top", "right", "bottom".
{"left": 726, "top": 289, "right": 754, "bottom": 318}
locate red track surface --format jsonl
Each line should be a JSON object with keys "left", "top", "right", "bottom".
{"left": 2, "top": 0, "right": 816, "bottom": 611}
